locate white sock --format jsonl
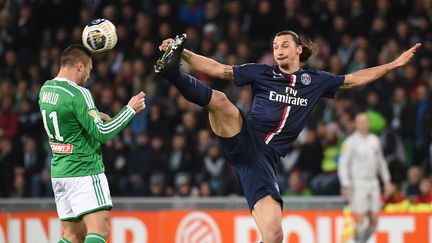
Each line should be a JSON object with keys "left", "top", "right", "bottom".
{"left": 355, "top": 220, "right": 369, "bottom": 243}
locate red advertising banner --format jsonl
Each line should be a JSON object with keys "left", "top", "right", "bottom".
{"left": 0, "top": 210, "right": 430, "bottom": 243}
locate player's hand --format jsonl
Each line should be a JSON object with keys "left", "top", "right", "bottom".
{"left": 128, "top": 91, "right": 146, "bottom": 113}
{"left": 99, "top": 112, "right": 111, "bottom": 121}
{"left": 159, "top": 38, "right": 174, "bottom": 52}
{"left": 341, "top": 187, "right": 351, "bottom": 199}
{"left": 383, "top": 182, "right": 393, "bottom": 197}
{"left": 391, "top": 43, "right": 421, "bottom": 68}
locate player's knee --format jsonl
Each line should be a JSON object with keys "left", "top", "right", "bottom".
{"left": 369, "top": 215, "right": 378, "bottom": 227}
{"left": 262, "top": 224, "right": 283, "bottom": 243}
{"left": 266, "top": 226, "right": 283, "bottom": 243}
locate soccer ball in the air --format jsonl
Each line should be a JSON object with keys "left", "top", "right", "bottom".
{"left": 82, "top": 19, "right": 117, "bottom": 54}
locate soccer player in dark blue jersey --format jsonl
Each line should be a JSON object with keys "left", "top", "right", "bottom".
{"left": 155, "top": 31, "right": 420, "bottom": 243}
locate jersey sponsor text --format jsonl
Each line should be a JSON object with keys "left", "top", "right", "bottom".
{"left": 269, "top": 90, "right": 308, "bottom": 106}
{"left": 49, "top": 142, "right": 73, "bottom": 154}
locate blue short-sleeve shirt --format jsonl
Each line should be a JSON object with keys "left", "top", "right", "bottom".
{"left": 232, "top": 64, "right": 344, "bottom": 156}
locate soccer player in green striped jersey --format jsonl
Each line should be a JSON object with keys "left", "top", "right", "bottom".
{"left": 39, "top": 45, "right": 145, "bottom": 243}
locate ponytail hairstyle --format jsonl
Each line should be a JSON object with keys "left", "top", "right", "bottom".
{"left": 274, "top": 30, "right": 317, "bottom": 63}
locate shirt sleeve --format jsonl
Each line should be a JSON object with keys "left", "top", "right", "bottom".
{"left": 319, "top": 71, "right": 345, "bottom": 98}
{"left": 72, "top": 87, "right": 136, "bottom": 143}
{"left": 232, "top": 63, "right": 268, "bottom": 87}
{"left": 338, "top": 139, "right": 353, "bottom": 187}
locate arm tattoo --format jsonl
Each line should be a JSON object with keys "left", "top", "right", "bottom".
{"left": 182, "top": 51, "right": 192, "bottom": 62}
{"left": 223, "top": 66, "right": 234, "bottom": 81}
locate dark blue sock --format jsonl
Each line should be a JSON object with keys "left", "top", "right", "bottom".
{"left": 162, "top": 69, "right": 212, "bottom": 107}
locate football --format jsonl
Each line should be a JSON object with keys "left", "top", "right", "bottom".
{"left": 82, "top": 19, "right": 117, "bottom": 54}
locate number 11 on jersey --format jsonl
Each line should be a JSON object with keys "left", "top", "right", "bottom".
{"left": 42, "top": 110, "right": 64, "bottom": 141}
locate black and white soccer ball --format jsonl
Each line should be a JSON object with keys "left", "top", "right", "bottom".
{"left": 82, "top": 19, "right": 117, "bottom": 54}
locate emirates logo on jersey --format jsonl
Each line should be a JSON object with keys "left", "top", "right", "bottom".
{"left": 269, "top": 90, "right": 308, "bottom": 106}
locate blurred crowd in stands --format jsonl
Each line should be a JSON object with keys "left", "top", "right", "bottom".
{"left": 0, "top": 0, "right": 431, "bottom": 206}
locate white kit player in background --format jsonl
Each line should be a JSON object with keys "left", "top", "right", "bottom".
{"left": 338, "top": 112, "right": 391, "bottom": 243}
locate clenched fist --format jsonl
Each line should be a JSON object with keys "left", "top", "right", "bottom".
{"left": 128, "top": 91, "right": 146, "bottom": 113}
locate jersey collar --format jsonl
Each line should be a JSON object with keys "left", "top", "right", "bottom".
{"left": 54, "top": 76, "right": 73, "bottom": 82}
{"left": 274, "top": 66, "right": 303, "bottom": 77}
{"left": 53, "top": 76, "right": 79, "bottom": 87}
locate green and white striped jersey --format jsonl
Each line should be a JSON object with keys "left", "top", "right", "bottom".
{"left": 38, "top": 77, "right": 136, "bottom": 178}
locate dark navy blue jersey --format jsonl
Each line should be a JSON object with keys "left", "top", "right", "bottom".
{"left": 233, "top": 63, "right": 345, "bottom": 157}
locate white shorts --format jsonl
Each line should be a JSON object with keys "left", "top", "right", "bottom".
{"left": 52, "top": 173, "right": 113, "bottom": 221}
{"left": 350, "top": 180, "right": 381, "bottom": 214}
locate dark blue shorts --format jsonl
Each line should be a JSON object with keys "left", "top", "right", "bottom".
{"left": 217, "top": 117, "right": 282, "bottom": 210}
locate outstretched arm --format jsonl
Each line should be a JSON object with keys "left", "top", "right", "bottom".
{"left": 159, "top": 39, "right": 234, "bottom": 81}
{"left": 341, "top": 43, "right": 421, "bottom": 89}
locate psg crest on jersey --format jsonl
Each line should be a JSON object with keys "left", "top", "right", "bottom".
{"left": 301, "top": 73, "right": 311, "bottom": 85}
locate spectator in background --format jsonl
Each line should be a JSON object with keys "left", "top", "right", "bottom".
{"left": 365, "top": 90, "right": 388, "bottom": 125}
{"left": 294, "top": 129, "right": 323, "bottom": 184}
{"left": 390, "top": 86, "right": 412, "bottom": 132}
{"left": 311, "top": 123, "right": 340, "bottom": 195}
{"left": 329, "top": 55, "right": 344, "bottom": 75}
{"left": 17, "top": 98, "right": 43, "bottom": 139}
{"left": 148, "top": 172, "right": 167, "bottom": 197}
{"left": 198, "top": 180, "right": 212, "bottom": 197}
{"left": 0, "top": 95, "right": 18, "bottom": 139}
{"left": 347, "top": 0, "right": 371, "bottom": 37}
{"left": 167, "top": 133, "right": 196, "bottom": 184}
{"left": 22, "top": 137, "right": 47, "bottom": 197}
{"left": 175, "top": 172, "right": 193, "bottom": 197}
{"left": 103, "top": 140, "right": 127, "bottom": 196}
{"left": 317, "top": 0, "right": 341, "bottom": 35}
{"left": 37, "top": 160, "right": 52, "bottom": 198}
{"left": 235, "top": 87, "right": 252, "bottom": 115}
{"left": 10, "top": 167, "right": 29, "bottom": 198}
{"left": 15, "top": 4, "right": 40, "bottom": 64}
{"left": 196, "top": 128, "right": 213, "bottom": 156}
{"left": 347, "top": 48, "right": 368, "bottom": 73}
{"left": 402, "top": 166, "right": 422, "bottom": 200}
{"left": 412, "top": 84, "right": 431, "bottom": 167}
{"left": 380, "top": 128, "right": 406, "bottom": 182}
{"left": 283, "top": 169, "right": 312, "bottom": 196}
{"left": 198, "top": 142, "right": 232, "bottom": 195}
{"left": 369, "top": 16, "right": 388, "bottom": 51}
{"left": 0, "top": 136, "right": 20, "bottom": 197}
{"left": 119, "top": 136, "right": 148, "bottom": 196}
{"left": 179, "top": 0, "right": 205, "bottom": 26}
{"left": 337, "top": 35, "right": 355, "bottom": 66}
{"left": 146, "top": 136, "right": 169, "bottom": 179}
{"left": 178, "top": 110, "right": 198, "bottom": 148}
{"left": 249, "top": 0, "right": 277, "bottom": 44}
{"left": 147, "top": 103, "right": 172, "bottom": 137}
{"left": 413, "top": 178, "right": 432, "bottom": 204}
